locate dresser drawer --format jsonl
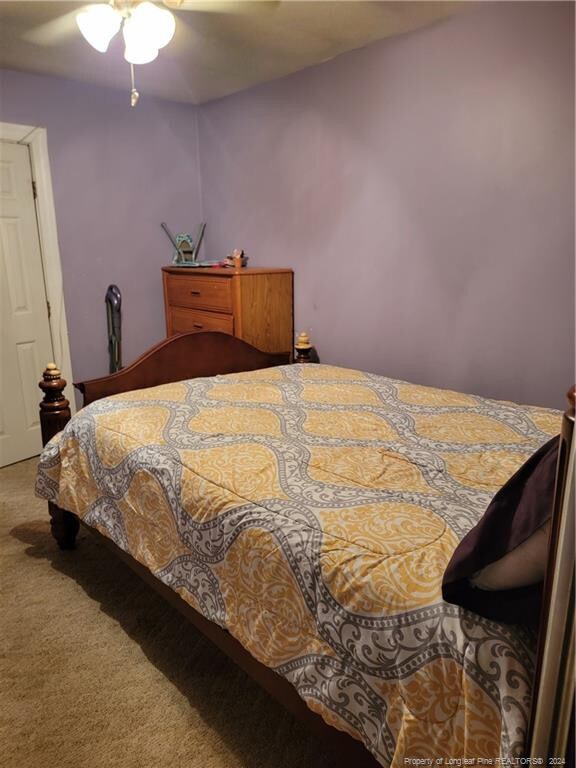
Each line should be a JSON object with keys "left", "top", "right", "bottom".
{"left": 169, "top": 306, "right": 234, "bottom": 336}
{"left": 165, "top": 274, "right": 232, "bottom": 312}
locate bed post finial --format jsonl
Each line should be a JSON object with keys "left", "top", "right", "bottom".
{"left": 38, "top": 363, "right": 71, "bottom": 446}
{"left": 295, "top": 331, "right": 313, "bottom": 364}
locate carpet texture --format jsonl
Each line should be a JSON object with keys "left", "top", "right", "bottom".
{"left": 0, "top": 458, "right": 334, "bottom": 768}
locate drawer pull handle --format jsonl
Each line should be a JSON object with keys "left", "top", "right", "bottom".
{"left": 190, "top": 290, "right": 201, "bottom": 296}
{"left": 193, "top": 323, "right": 204, "bottom": 329}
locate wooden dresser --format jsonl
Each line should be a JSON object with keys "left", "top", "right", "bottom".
{"left": 162, "top": 266, "right": 294, "bottom": 356}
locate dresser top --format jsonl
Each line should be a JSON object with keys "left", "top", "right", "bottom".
{"left": 162, "top": 266, "right": 292, "bottom": 276}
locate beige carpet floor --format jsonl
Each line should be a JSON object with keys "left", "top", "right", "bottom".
{"left": 0, "top": 458, "right": 336, "bottom": 768}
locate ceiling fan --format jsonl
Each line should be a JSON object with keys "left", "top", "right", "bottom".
{"left": 77, "top": 2, "right": 174, "bottom": 63}
{"left": 24, "top": 1, "right": 277, "bottom": 105}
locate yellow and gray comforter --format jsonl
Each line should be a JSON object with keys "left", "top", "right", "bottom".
{"left": 36, "top": 364, "right": 560, "bottom": 765}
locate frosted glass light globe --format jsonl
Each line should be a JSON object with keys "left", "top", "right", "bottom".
{"left": 76, "top": 4, "right": 122, "bottom": 53}
{"left": 129, "top": 2, "right": 176, "bottom": 50}
{"left": 123, "top": 15, "right": 159, "bottom": 64}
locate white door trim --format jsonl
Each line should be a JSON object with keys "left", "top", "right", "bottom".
{"left": 0, "top": 123, "right": 36, "bottom": 143}
{"left": 0, "top": 121, "right": 75, "bottom": 413}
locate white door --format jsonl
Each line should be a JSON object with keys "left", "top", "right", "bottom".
{"left": 0, "top": 141, "right": 54, "bottom": 467}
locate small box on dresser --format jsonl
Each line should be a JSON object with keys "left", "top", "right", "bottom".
{"left": 162, "top": 266, "right": 294, "bottom": 357}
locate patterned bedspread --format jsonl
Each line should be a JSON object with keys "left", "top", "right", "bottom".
{"left": 36, "top": 364, "right": 560, "bottom": 766}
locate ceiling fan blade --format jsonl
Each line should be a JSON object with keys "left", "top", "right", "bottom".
{"left": 165, "top": 0, "right": 279, "bottom": 14}
{"left": 22, "top": 7, "right": 90, "bottom": 47}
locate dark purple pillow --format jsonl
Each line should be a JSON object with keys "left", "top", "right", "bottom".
{"left": 442, "top": 436, "right": 559, "bottom": 625}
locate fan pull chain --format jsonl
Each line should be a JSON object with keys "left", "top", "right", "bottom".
{"left": 130, "top": 63, "right": 139, "bottom": 107}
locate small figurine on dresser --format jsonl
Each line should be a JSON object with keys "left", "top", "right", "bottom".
{"left": 224, "top": 249, "right": 248, "bottom": 268}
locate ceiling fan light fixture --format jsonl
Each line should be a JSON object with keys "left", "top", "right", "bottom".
{"left": 76, "top": 4, "right": 122, "bottom": 53}
{"left": 129, "top": 2, "right": 176, "bottom": 50}
{"left": 123, "top": 16, "right": 159, "bottom": 64}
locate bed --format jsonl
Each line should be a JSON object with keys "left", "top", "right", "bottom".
{"left": 35, "top": 331, "right": 575, "bottom": 767}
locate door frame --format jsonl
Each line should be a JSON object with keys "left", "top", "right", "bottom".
{"left": 0, "top": 121, "right": 75, "bottom": 414}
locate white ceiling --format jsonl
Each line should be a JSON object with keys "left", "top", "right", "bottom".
{"left": 0, "top": 1, "right": 461, "bottom": 104}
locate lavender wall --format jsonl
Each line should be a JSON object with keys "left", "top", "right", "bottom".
{"left": 1, "top": 2, "right": 573, "bottom": 407}
{"left": 198, "top": 1, "right": 574, "bottom": 408}
{"left": 0, "top": 69, "right": 200, "bottom": 381}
